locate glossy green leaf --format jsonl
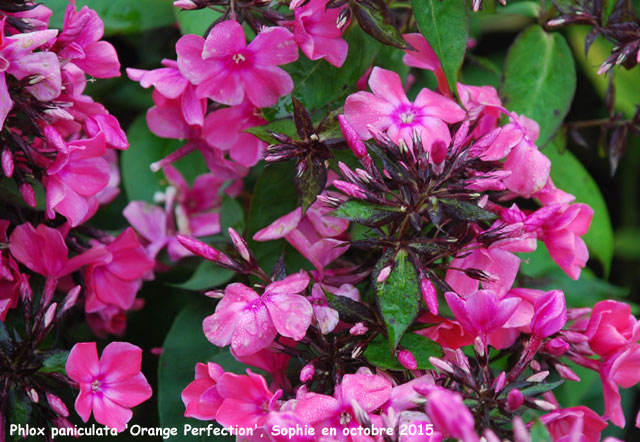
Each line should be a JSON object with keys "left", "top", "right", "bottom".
{"left": 364, "top": 333, "right": 443, "bottom": 370}
{"left": 122, "top": 115, "right": 208, "bottom": 202}
{"left": 39, "top": 350, "right": 69, "bottom": 374}
{"left": 440, "top": 199, "right": 497, "bottom": 223}
{"left": 530, "top": 419, "right": 552, "bottom": 442}
{"left": 286, "top": 26, "right": 380, "bottom": 111}
{"left": 325, "top": 291, "right": 374, "bottom": 324}
{"left": 543, "top": 135, "right": 614, "bottom": 275}
{"left": 48, "top": 0, "right": 175, "bottom": 35}
{"left": 332, "top": 200, "right": 404, "bottom": 227}
{"left": 374, "top": 250, "right": 421, "bottom": 350}
{"left": 245, "top": 119, "right": 297, "bottom": 143}
{"left": 296, "top": 158, "right": 327, "bottom": 213}
{"left": 158, "top": 299, "right": 247, "bottom": 442}
{"left": 413, "top": 0, "right": 470, "bottom": 93}
{"left": 171, "top": 262, "right": 234, "bottom": 291}
{"left": 520, "top": 379, "right": 565, "bottom": 397}
{"left": 8, "top": 385, "right": 31, "bottom": 435}
{"left": 501, "top": 25, "right": 576, "bottom": 146}
{"left": 176, "top": 7, "right": 222, "bottom": 36}
{"left": 352, "top": 0, "right": 406, "bottom": 49}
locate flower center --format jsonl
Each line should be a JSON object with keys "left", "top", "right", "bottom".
{"left": 400, "top": 110, "right": 415, "bottom": 124}
{"left": 232, "top": 53, "right": 246, "bottom": 64}
{"left": 339, "top": 411, "right": 351, "bottom": 425}
{"left": 91, "top": 380, "right": 101, "bottom": 392}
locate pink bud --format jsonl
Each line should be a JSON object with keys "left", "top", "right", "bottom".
{"left": 397, "top": 349, "right": 418, "bottom": 370}
{"left": 533, "top": 399, "right": 557, "bottom": 411}
{"left": 474, "top": 336, "right": 485, "bottom": 357}
{"left": 338, "top": 115, "right": 367, "bottom": 160}
{"left": 332, "top": 180, "right": 368, "bottom": 199}
{"left": 349, "top": 322, "right": 368, "bottom": 335}
{"left": 492, "top": 371, "right": 506, "bottom": 392}
{"left": 555, "top": 363, "right": 580, "bottom": 382}
{"left": 512, "top": 416, "right": 530, "bottom": 442}
{"left": 300, "top": 363, "right": 315, "bottom": 382}
{"left": 526, "top": 370, "right": 549, "bottom": 383}
{"left": 506, "top": 389, "right": 524, "bottom": 411}
{"left": 19, "top": 183, "right": 36, "bottom": 207}
{"left": 47, "top": 393, "right": 69, "bottom": 417}
{"left": 44, "top": 303, "right": 57, "bottom": 328}
{"left": 420, "top": 277, "right": 438, "bottom": 315}
{"left": 62, "top": 286, "right": 81, "bottom": 312}
{"left": 2, "top": 148, "right": 13, "bottom": 177}
{"left": 204, "top": 290, "right": 224, "bottom": 299}
{"left": 173, "top": 0, "right": 198, "bottom": 8}
{"left": 483, "top": 429, "right": 501, "bottom": 442}
{"left": 151, "top": 347, "right": 163, "bottom": 356}
{"left": 531, "top": 290, "right": 567, "bottom": 339}
{"left": 429, "top": 356, "right": 454, "bottom": 374}
{"left": 545, "top": 338, "right": 569, "bottom": 356}
{"left": 228, "top": 228, "right": 251, "bottom": 262}
{"left": 177, "top": 235, "right": 238, "bottom": 269}
{"left": 377, "top": 265, "right": 392, "bottom": 283}
{"left": 27, "top": 388, "right": 39, "bottom": 403}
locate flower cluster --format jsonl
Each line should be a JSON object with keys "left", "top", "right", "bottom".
{"left": 0, "top": 2, "right": 153, "bottom": 436}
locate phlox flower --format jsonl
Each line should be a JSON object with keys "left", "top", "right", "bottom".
{"left": 344, "top": 66, "right": 465, "bottom": 150}
{"left": 402, "top": 33, "right": 448, "bottom": 95}
{"left": 181, "top": 362, "right": 225, "bottom": 420}
{"left": 540, "top": 406, "right": 607, "bottom": 442}
{"left": 585, "top": 300, "right": 637, "bottom": 357}
{"left": 444, "top": 289, "right": 520, "bottom": 338}
{"left": 176, "top": 20, "right": 298, "bottom": 107}
{"left": 65, "top": 342, "right": 152, "bottom": 432}
{"left": 203, "top": 272, "right": 312, "bottom": 356}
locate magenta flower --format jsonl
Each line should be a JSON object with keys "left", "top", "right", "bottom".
{"left": 84, "top": 228, "right": 154, "bottom": 313}
{"left": 530, "top": 290, "right": 567, "bottom": 340}
{"left": 215, "top": 369, "right": 281, "bottom": 427}
{"left": 203, "top": 272, "right": 312, "bottom": 356}
{"left": 65, "top": 342, "right": 152, "bottom": 432}
{"left": 292, "top": 0, "right": 349, "bottom": 68}
{"left": 176, "top": 20, "right": 298, "bottom": 107}
{"left": 585, "top": 300, "right": 637, "bottom": 357}
{"left": 344, "top": 67, "right": 465, "bottom": 150}
{"left": 600, "top": 341, "right": 640, "bottom": 428}
{"left": 445, "top": 290, "right": 520, "bottom": 338}
{"left": 540, "top": 406, "right": 607, "bottom": 442}
{"left": 402, "top": 33, "right": 448, "bottom": 94}
{"left": 422, "top": 387, "right": 479, "bottom": 442}
{"left": 202, "top": 98, "right": 267, "bottom": 167}
{"left": 54, "top": 2, "right": 121, "bottom": 78}
{"left": 44, "top": 129, "right": 110, "bottom": 226}
{"left": 181, "top": 362, "right": 225, "bottom": 421}
{"left": 294, "top": 373, "right": 392, "bottom": 440}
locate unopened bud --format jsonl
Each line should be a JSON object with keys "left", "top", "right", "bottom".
{"left": 300, "top": 363, "right": 315, "bottom": 382}
{"left": 173, "top": 0, "right": 199, "bottom": 9}
{"left": 474, "top": 336, "right": 485, "bottom": 357}
{"left": 44, "top": 303, "right": 57, "bottom": 328}
{"left": 533, "top": 399, "right": 557, "bottom": 411}
{"left": 492, "top": 371, "right": 506, "bottom": 392}
{"left": 228, "top": 228, "right": 251, "bottom": 262}
{"left": 62, "top": 286, "right": 81, "bottom": 312}
{"left": 377, "top": 265, "right": 392, "bottom": 283}
{"left": 27, "top": 388, "right": 39, "bottom": 403}
{"left": 204, "top": 290, "right": 224, "bottom": 299}
{"left": 397, "top": 349, "right": 417, "bottom": 370}
{"left": 545, "top": 338, "right": 569, "bottom": 356}
{"left": 555, "top": 363, "right": 580, "bottom": 382}
{"left": 420, "top": 277, "right": 438, "bottom": 315}
{"left": 506, "top": 389, "right": 524, "bottom": 411}
{"left": 2, "top": 148, "right": 13, "bottom": 177}
{"left": 529, "top": 359, "right": 541, "bottom": 371}
{"left": 526, "top": 370, "right": 549, "bottom": 383}
{"left": 338, "top": 115, "right": 368, "bottom": 160}
{"left": 336, "top": 8, "right": 350, "bottom": 30}
{"left": 19, "top": 183, "right": 36, "bottom": 207}
{"left": 349, "top": 322, "right": 368, "bottom": 335}
{"left": 512, "top": 416, "right": 530, "bottom": 442}
{"left": 47, "top": 393, "right": 69, "bottom": 417}
{"left": 546, "top": 17, "right": 566, "bottom": 27}
{"left": 429, "top": 356, "right": 454, "bottom": 374}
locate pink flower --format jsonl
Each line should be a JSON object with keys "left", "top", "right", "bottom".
{"left": 600, "top": 339, "right": 640, "bottom": 427}
{"left": 344, "top": 67, "right": 465, "bottom": 150}
{"left": 54, "top": 2, "right": 121, "bottom": 78}
{"left": 416, "top": 312, "right": 474, "bottom": 350}
{"left": 126, "top": 59, "right": 190, "bottom": 101}
{"left": 202, "top": 98, "right": 267, "bottom": 167}
{"left": 585, "top": 300, "right": 637, "bottom": 357}
{"left": 232, "top": 347, "right": 292, "bottom": 391}
{"left": 203, "top": 272, "right": 312, "bottom": 356}
{"left": 181, "top": 362, "right": 225, "bottom": 420}
{"left": 444, "top": 290, "right": 519, "bottom": 338}
{"left": 422, "top": 387, "right": 479, "bottom": 442}
{"left": 176, "top": 20, "right": 298, "bottom": 107}
{"left": 0, "top": 221, "right": 27, "bottom": 321}
{"left": 253, "top": 187, "right": 349, "bottom": 272}
{"left": 402, "top": 33, "right": 448, "bottom": 95}
{"left": 292, "top": 0, "right": 349, "bottom": 67}
{"left": 294, "top": 373, "right": 392, "bottom": 440}
{"left": 531, "top": 290, "right": 567, "bottom": 340}
{"left": 44, "top": 129, "right": 110, "bottom": 226}
{"left": 540, "top": 406, "right": 607, "bottom": 442}
{"left": 215, "top": 369, "right": 281, "bottom": 427}
{"left": 65, "top": 342, "right": 152, "bottom": 432}
{"left": 84, "top": 228, "right": 154, "bottom": 313}
{"left": 457, "top": 83, "right": 502, "bottom": 138}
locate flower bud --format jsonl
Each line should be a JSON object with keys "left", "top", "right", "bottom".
{"left": 545, "top": 338, "right": 569, "bottom": 356}
{"left": 531, "top": 290, "right": 567, "bottom": 339}
{"left": 19, "top": 183, "right": 36, "bottom": 207}
{"left": 397, "top": 349, "right": 417, "bottom": 370}
{"left": 27, "top": 388, "right": 39, "bottom": 403}
{"left": 62, "top": 286, "right": 81, "bottom": 312}
{"left": 173, "top": 0, "right": 199, "bottom": 9}
{"left": 300, "top": 363, "right": 315, "bottom": 382}
{"left": 349, "top": 322, "right": 368, "bottom": 335}
{"left": 47, "top": 393, "right": 69, "bottom": 417}
{"left": 429, "top": 356, "right": 454, "bottom": 374}
{"left": 420, "top": 277, "right": 438, "bottom": 315}
{"left": 555, "top": 363, "right": 580, "bottom": 382}
{"left": 338, "top": 115, "right": 367, "bottom": 160}
{"left": 377, "top": 265, "right": 392, "bottom": 283}
{"left": 228, "top": 228, "right": 251, "bottom": 262}
{"left": 177, "top": 235, "right": 240, "bottom": 270}
{"left": 492, "top": 371, "right": 506, "bottom": 392}
{"left": 44, "top": 302, "right": 57, "bottom": 328}
{"left": 2, "top": 148, "right": 13, "bottom": 177}
{"left": 526, "top": 370, "right": 549, "bottom": 383}
{"left": 506, "top": 389, "right": 524, "bottom": 411}
{"left": 512, "top": 416, "right": 530, "bottom": 442}
{"left": 533, "top": 399, "right": 557, "bottom": 411}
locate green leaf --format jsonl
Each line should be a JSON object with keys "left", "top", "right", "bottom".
{"left": 245, "top": 119, "right": 297, "bottom": 143}
{"left": 122, "top": 115, "right": 208, "bottom": 202}
{"left": 352, "top": 0, "right": 406, "bottom": 49}
{"left": 332, "top": 200, "right": 404, "bottom": 227}
{"left": 498, "top": 1, "right": 541, "bottom": 18}
{"left": 39, "top": 350, "right": 69, "bottom": 374}
{"left": 176, "top": 7, "right": 222, "bottom": 36}
{"left": 413, "top": 0, "right": 470, "bottom": 93}
{"left": 8, "top": 385, "right": 31, "bottom": 433}
{"left": 247, "top": 162, "right": 299, "bottom": 273}
{"left": 296, "top": 158, "right": 327, "bottom": 213}
{"left": 374, "top": 250, "right": 421, "bottom": 350}
{"left": 220, "top": 196, "right": 245, "bottom": 234}
{"left": 171, "top": 262, "right": 234, "bottom": 291}
{"left": 286, "top": 26, "right": 380, "bottom": 111}
{"left": 364, "top": 333, "right": 443, "bottom": 370}
{"left": 501, "top": 25, "right": 576, "bottom": 146}
{"left": 48, "top": 0, "right": 175, "bottom": 35}
{"left": 440, "top": 199, "right": 497, "bottom": 223}
{"left": 159, "top": 299, "right": 247, "bottom": 442}
{"left": 543, "top": 134, "right": 614, "bottom": 275}
{"left": 530, "top": 418, "right": 552, "bottom": 442}
{"left": 520, "top": 379, "right": 565, "bottom": 397}
{"left": 325, "top": 291, "right": 374, "bottom": 324}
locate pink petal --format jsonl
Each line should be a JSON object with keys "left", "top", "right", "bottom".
{"left": 103, "top": 372, "right": 152, "bottom": 408}
{"left": 66, "top": 342, "right": 100, "bottom": 382}
{"left": 92, "top": 395, "right": 133, "bottom": 432}
{"left": 146, "top": 104, "right": 190, "bottom": 139}
{"left": 74, "top": 41, "right": 120, "bottom": 78}
{"left": 231, "top": 305, "right": 278, "bottom": 356}
{"left": 341, "top": 374, "right": 392, "bottom": 412}
{"left": 503, "top": 142, "right": 551, "bottom": 198}
{"left": 74, "top": 389, "right": 93, "bottom": 422}
{"left": 202, "top": 20, "right": 246, "bottom": 59}
{"left": 197, "top": 69, "right": 245, "bottom": 106}
{"left": 241, "top": 65, "right": 293, "bottom": 108}
{"left": 414, "top": 88, "right": 466, "bottom": 123}
{"left": 265, "top": 271, "right": 310, "bottom": 296}
{"left": 253, "top": 208, "right": 303, "bottom": 241}
{"left": 265, "top": 293, "right": 313, "bottom": 340}
{"left": 123, "top": 201, "right": 167, "bottom": 243}
{"left": 249, "top": 26, "right": 299, "bottom": 66}
{"left": 98, "top": 341, "right": 142, "bottom": 383}
{"left": 343, "top": 91, "right": 395, "bottom": 138}
{"left": 368, "top": 67, "right": 410, "bottom": 106}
